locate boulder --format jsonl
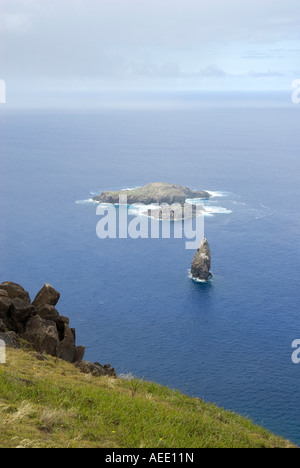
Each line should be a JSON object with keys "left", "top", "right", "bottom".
{"left": 191, "top": 237, "right": 212, "bottom": 282}
{"left": 97, "top": 363, "right": 118, "bottom": 378}
{"left": 0, "top": 331, "right": 20, "bottom": 349}
{"left": 0, "top": 297, "right": 12, "bottom": 319}
{"left": 54, "top": 316, "right": 69, "bottom": 341}
{"left": 76, "top": 361, "right": 106, "bottom": 377}
{"left": 32, "top": 284, "right": 60, "bottom": 308}
{"left": 76, "top": 361, "right": 117, "bottom": 378}
{"left": 22, "top": 315, "right": 59, "bottom": 357}
{"left": 36, "top": 304, "right": 60, "bottom": 321}
{"left": 11, "top": 298, "right": 36, "bottom": 323}
{"left": 0, "top": 320, "right": 6, "bottom": 332}
{"left": 74, "top": 346, "right": 85, "bottom": 363}
{"left": 0, "top": 282, "right": 109, "bottom": 371}
{"left": 57, "top": 324, "right": 76, "bottom": 363}
{"left": 0, "top": 282, "right": 31, "bottom": 303}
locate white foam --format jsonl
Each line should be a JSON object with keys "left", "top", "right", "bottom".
{"left": 75, "top": 198, "right": 98, "bottom": 205}
{"left": 206, "top": 190, "right": 230, "bottom": 198}
{"left": 186, "top": 197, "right": 208, "bottom": 204}
{"left": 188, "top": 271, "right": 213, "bottom": 283}
{"left": 128, "top": 203, "right": 160, "bottom": 217}
{"left": 121, "top": 186, "right": 141, "bottom": 192}
{"left": 203, "top": 206, "right": 232, "bottom": 216}
{"left": 186, "top": 198, "right": 232, "bottom": 216}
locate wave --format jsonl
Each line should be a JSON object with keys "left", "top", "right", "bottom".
{"left": 206, "top": 190, "right": 230, "bottom": 198}
{"left": 203, "top": 206, "right": 233, "bottom": 216}
{"left": 76, "top": 199, "right": 232, "bottom": 218}
{"left": 121, "top": 186, "right": 141, "bottom": 192}
{"left": 188, "top": 270, "right": 213, "bottom": 283}
{"left": 75, "top": 198, "right": 99, "bottom": 205}
{"left": 128, "top": 203, "right": 161, "bottom": 217}
{"left": 186, "top": 198, "right": 232, "bottom": 216}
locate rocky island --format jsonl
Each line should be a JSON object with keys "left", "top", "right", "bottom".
{"left": 93, "top": 182, "right": 210, "bottom": 205}
{"left": 191, "top": 237, "right": 212, "bottom": 282}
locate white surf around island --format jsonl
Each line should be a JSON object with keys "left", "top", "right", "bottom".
{"left": 205, "top": 190, "right": 230, "bottom": 198}
{"left": 75, "top": 198, "right": 99, "bottom": 205}
{"left": 188, "top": 270, "right": 213, "bottom": 283}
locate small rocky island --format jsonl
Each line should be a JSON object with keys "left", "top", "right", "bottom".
{"left": 93, "top": 183, "right": 210, "bottom": 220}
{"left": 191, "top": 237, "right": 212, "bottom": 282}
{"left": 93, "top": 182, "right": 210, "bottom": 205}
{"left": 0, "top": 282, "right": 116, "bottom": 378}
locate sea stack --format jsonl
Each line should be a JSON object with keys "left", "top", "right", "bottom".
{"left": 191, "top": 237, "right": 212, "bottom": 282}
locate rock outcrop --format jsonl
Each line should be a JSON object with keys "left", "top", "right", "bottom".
{"left": 0, "top": 282, "right": 31, "bottom": 303}
{"left": 93, "top": 182, "right": 210, "bottom": 206}
{"left": 32, "top": 283, "right": 60, "bottom": 308}
{"left": 191, "top": 237, "right": 212, "bottom": 282}
{"left": 0, "top": 282, "right": 83, "bottom": 363}
{"left": 76, "top": 361, "right": 117, "bottom": 378}
{"left": 0, "top": 282, "right": 116, "bottom": 377}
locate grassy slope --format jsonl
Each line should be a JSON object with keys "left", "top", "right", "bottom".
{"left": 0, "top": 347, "right": 296, "bottom": 448}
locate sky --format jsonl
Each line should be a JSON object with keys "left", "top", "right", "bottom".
{"left": 0, "top": 0, "right": 300, "bottom": 106}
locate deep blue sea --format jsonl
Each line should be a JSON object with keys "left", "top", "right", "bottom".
{"left": 1, "top": 93, "right": 300, "bottom": 445}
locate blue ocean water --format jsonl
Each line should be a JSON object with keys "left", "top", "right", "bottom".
{"left": 0, "top": 95, "right": 300, "bottom": 444}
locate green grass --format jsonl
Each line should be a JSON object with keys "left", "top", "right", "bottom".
{"left": 0, "top": 347, "right": 296, "bottom": 448}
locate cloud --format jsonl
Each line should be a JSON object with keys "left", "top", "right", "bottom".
{"left": 4, "top": 12, "right": 32, "bottom": 34}
{"left": 1, "top": 0, "right": 300, "bottom": 92}
{"left": 3, "top": 0, "right": 300, "bottom": 43}
{"left": 241, "top": 52, "right": 275, "bottom": 60}
{"left": 197, "top": 66, "right": 228, "bottom": 78}
{"left": 246, "top": 70, "right": 285, "bottom": 78}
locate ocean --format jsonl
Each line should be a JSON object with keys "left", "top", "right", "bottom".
{"left": 0, "top": 93, "right": 300, "bottom": 444}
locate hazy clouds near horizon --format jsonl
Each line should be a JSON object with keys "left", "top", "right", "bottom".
{"left": 1, "top": 0, "right": 300, "bottom": 104}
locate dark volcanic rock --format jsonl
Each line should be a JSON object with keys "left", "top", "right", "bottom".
{"left": 32, "top": 284, "right": 60, "bottom": 308}
{"left": 54, "top": 316, "right": 70, "bottom": 341}
{"left": 22, "top": 315, "right": 59, "bottom": 357}
{"left": 76, "top": 361, "right": 117, "bottom": 378}
{"left": 76, "top": 361, "right": 106, "bottom": 377}
{"left": 0, "top": 282, "right": 31, "bottom": 303}
{"left": 0, "top": 297, "right": 12, "bottom": 319}
{"left": 36, "top": 304, "right": 60, "bottom": 321}
{"left": 0, "top": 281, "right": 110, "bottom": 372}
{"left": 11, "top": 298, "right": 36, "bottom": 323}
{"left": 191, "top": 237, "right": 212, "bottom": 282}
{"left": 0, "top": 331, "right": 20, "bottom": 349}
{"left": 57, "top": 324, "right": 76, "bottom": 363}
{"left": 74, "top": 346, "right": 86, "bottom": 363}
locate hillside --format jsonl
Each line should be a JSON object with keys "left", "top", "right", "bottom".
{"left": 0, "top": 347, "right": 296, "bottom": 449}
